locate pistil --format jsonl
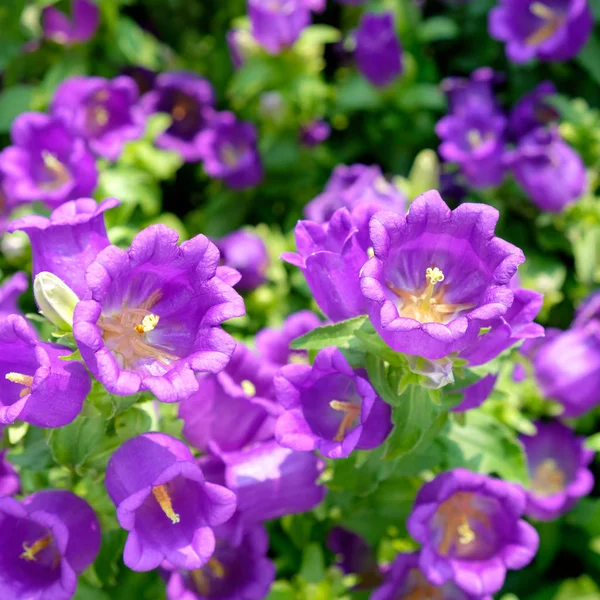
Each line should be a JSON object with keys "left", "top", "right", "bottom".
{"left": 152, "top": 485, "right": 181, "bottom": 524}
{"left": 5, "top": 372, "right": 34, "bottom": 398}
{"left": 531, "top": 458, "right": 565, "bottom": 496}
{"left": 330, "top": 400, "right": 361, "bottom": 442}
{"left": 41, "top": 151, "right": 71, "bottom": 190}
{"left": 526, "top": 3, "right": 564, "bottom": 46}
{"left": 20, "top": 535, "right": 52, "bottom": 561}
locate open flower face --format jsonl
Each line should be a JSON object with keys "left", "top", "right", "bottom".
{"left": 73, "top": 225, "right": 245, "bottom": 403}
{"left": 361, "top": 191, "right": 524, "bottom": 359}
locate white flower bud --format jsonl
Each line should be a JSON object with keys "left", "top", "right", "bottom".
{"left": 33, "top": 272, "right": 79, "bottom": 331}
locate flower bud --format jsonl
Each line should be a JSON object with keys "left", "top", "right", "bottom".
{"left": 406, "top": 355, "right": 454, "bottom": 390}
{"left": 33, "top": 272, "right": 79, "bottom": 331}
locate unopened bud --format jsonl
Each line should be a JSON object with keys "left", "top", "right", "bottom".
{"left": 406, "top": 355, "right": 454, "bottom": 390}
{"left": 33, "top": 272, "right": 79, "bottom": 331}
{"left": 408, "top": 149, "right": 440, "bottom": 199}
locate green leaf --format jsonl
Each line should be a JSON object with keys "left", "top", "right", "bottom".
{"left": 290, "top": 316, "right": 368, "bottom": 351}
{"left": 553, "top": 575, "right": 600, "bottom": 600}
{"left": 299, "top": 543, "right": 326, "bottom": 584}
{"left": 7, "top": 426, "right": 52, "bottom": 472}
{"left": 445, "top": 410, "right": 529, "bottom": 485}
{"left": 418, "top": 17, "right": 459, "bottom": 42}
{"left": 48, "top": 416, "right": 107, "bottom": 470}
{"left": 266, "top": 582, "right": 297, "bottom": 600}
{"left": 116, "top": 17, "right": 163, "bottom": 70}
{"left": 0, "top": 85, "right": 34, "bottom": 132}
{"left": 577, "top": 34, "right": 600, "bottom": 88}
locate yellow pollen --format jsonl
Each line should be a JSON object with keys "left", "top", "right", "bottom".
{"left": 330, "top": 400, "right": 361, "bottom": 442}
{"left": 94, "top": 107, "right": 109, "bottom": 127}
{"left": 40, "top": 151, "right": 70, "bottom": 190}
{"left": 526, "top": 3, "right": 563, "bottom": 46}
{"left": 425, "top": 267, "right": 445, "bottom": 286}
{"left": 457, "top": 519, "right": 476, "bottom": 545}
{"left": 6, "top": 372, "right": 34, "bottom": 397}
{"left": 152, "top": 485, "right": 180, "bottom": 524}
{"left": 467, "top": 129, "right": 483, "bottom": 148}
{"left": 531, "top": 459, "right": 565, "bottom": 497}
{"left": 221, "top": 145, "right": 240, "bottom": 167}
{"left": 135, "top": 313, "right": 160, "bottom": 334}
{"left": 192, "top": 569, "right": 210, "bottom": 595}
{"left": 241, "top": 379, "right": 256, "bottom": 397}
{"left": 208, "top": 558, "right": 226, "bottom": 578}
{"left": 20, "top": 535, "right": 52, "bottom": 561}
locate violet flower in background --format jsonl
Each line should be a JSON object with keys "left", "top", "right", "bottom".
{"left": 532, "top": 322, "right": 600, "bottom": 417}
{"left": 42, "top": 0, "right": 100, "bottom": 45}
{"left": 0, "top": 272, "right": 28, "bottom": 318}
{"left": 328, "top": 527, "right": 382, "bottom": 589}
{"left": 354, "top": 12, "right": 403, "bottom": 87}
{"left": 198, "top": 112, "right": 263, "bottom": 189}
{"left": 520, "top": 421, "right": 594, "bottom": 521}
{"left": 508, "top": 81, "right": 558, "bottom": 141}
{"left": 9, "top": 197, "right": 118, "bottom": 299}
{"left": 489, "top": 0, "right": 593, "bottom": 63}
{"left": 282, "top": 208, "right": 369, "bottom": 322}
{"left": 274, "top": 347, "right": 392, "bottom": 459}
{"left": 164, "top": 524, "right": 275, "bottom": 600}
{"left": 248, "top": 0, "right": 311, "bottom": 54}
{"left": 441, "top": 67, "right": 501, "bottom": 117}
{"left": 73, "top": 225, "right": 245, "bottom": 403}
{"left": 300, "top": 119, "right": 331, "bottom": 147}
{"left": 256, "top": 310, "right": 321, "bottom": 367}
{"left": 506, "top": 127, "right": 586, "bottom": 213}
{"left": 407, "top": 468, "right": 539, "bottom": 597}
{"left": 121, "top": 66, "right": 157, "bottom": 95}
{"left": 436, "top": 108, "right": 507, "bottom": 189}
{"left": 371, "top": 551, "right": 489, "bottom": 600}
{"left": 141, "top": 72, "right": 216, "bottom": 162}
{"left": 202, "top": 441, "right": 326, "bottom": 525}
{"left": 0, "top": 112, "right": 97, "bottom": 209}
{"left": 0, "top": 314, "right": 91, "bottom": 427}
{"left": 51, "top": 76, "right": 145, "bottom": 161}
{"left": 179, "top": 343, "right": 280, "bottom": 454}
{"left": 0, "top": 490, "right": 100, "bottom": 600}
{"left": 216, "top": 230, "right": 269, "bottom": 291}
{"left": 105, "top": 433, "right": 237, "bottom": 572}
{"left": 0, "top": 450, "right": 19, "bottom": 498}
{"left": 305, "top": 163, "right": 406, "bottom": 250}
{"left": 360, "top": 191, "right": 525, "bottom": 360}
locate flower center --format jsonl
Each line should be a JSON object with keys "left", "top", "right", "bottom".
{"left": 220, "top": 144, "right": 241, "bottom": 167}
{"left": 329, "top": 400, "right": 361, "bottom": 442}
{"left": 152, "top": 484, "right": 180, "bottom": 524}
{"left": 20, "top": 535, "right": 52, "bottom": 562}
{"left": 40, "top": 151, "right": 71, "bottom": 190}
{"left": 191, "top": 558, "right": 227, "bottom": 595}
{"left": 526, "top": 3, "right": 564, "bottom": 46}
{"left": 434, "top": 492, "right": 490, "bottom": 557}
{"left": 402, "top": 569, "right": 444, "bottom": 600}
{"left": 531, "top": 458, "right": 565, "bottom": 497}
{"left": 99, "top": 290, "right": 178, "bottom": 369}
{"left": 5, "top": 372, "right": 34, "bottom": 398}
{"left": 388, "top": 267, "right": 473, "bottom": 324}
{"left": 241, "top": 379, "right": 256, "bottom": 396}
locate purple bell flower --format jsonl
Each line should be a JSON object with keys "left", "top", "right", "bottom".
{"left": 300, "top": 120, "right": 331, "bottom": 147}
{"left": 371, "top": 551, "right": 490, "bottom": 600}
{"left": 51, "top": 76, "right": 145, "bottom": 161}
{"left": 8, "top": 197, "right": 118, "bottom": 299}
{"left": 0, "top": 272, "right": 28, "bottom": 318}
{"left": 201, "top": 440, "right": 327, "bottom": 525}
{"left": 105, "top": 433, "right": 237, "bottom": 572}
{"left": 0, "top": 314, "right": 91, "bottom": 427}
{"left": 441, "top": 67, "right": 501, "bottom": 117}
{"left": 328, "top": 527, "right": 382, "bottom": 589}
{"left": 355, "top": 12, "right": 403, "bottom": 87}
{"left": 198, "top": 112, "right": 263, "bottom": 190}
{"left": 0, "top": 450, "right": 19, "bottom": 498}
{"left": 256, "top": 310, "right": 321, "bottom": 367}
{"left": 506, "top": 127, "right": 586, "bottom": 213}
{"left": 42, "top": 0, "right": 100, "bottom": 45}
{"left": 489, "top": 0, "right": 593, "bottom": 63}
{"left": 360, "top": 191, "right": 525, "bottom": 360}
{"left": 163, "top": 524, "right": 275, "bottom": 600}
{"left": 436, "top": 109, "right": 507, "bottom": 189}
{"left": 508, "top": 81, "right": 558, "bottom": 141}
{"left": 407, "top": 469, "right": 539, "bottom": 597}
{"left": 532, "top": 322, "right": 600, "bottom": 417}
{"left": 140, "top": 72, "right": 216, "bottom": 162}
{"left": 282, "top": 208, "right": 369, "bottom": 322}
{"left": 0, "top": 490, "right": 100, "bottom": 600}
{"left": 274, "top": 347, "right": 393, "bottom": 459}
{"left": 216, "top": 230, "right": 269, "bottom": 291}
{"left": 304, "top": 163, "right": 406, "bottom": 250}
{"left": 179, "top": 343, "right": 280, "bottom": 454}
{"left": 520, "top": 421, "right": 594, "bottom": 521}
{"left": 248, "top": 0, "right": 311, "bottom": 54}
{"left": 72, "top": 225, "right": 245, "bottom": 403}
{"left": 0, "top": 113, "right": 98, "bottom": 209}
